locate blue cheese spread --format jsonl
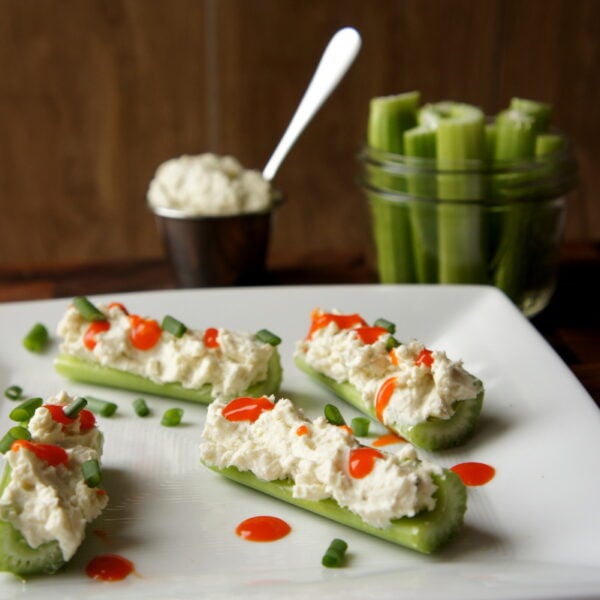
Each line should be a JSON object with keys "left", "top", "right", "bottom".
{"left": 295, "top": 311, "right": 480, "bottom": 428}
{"left": 200, "top": 397, "right": 440, "bottom": 528}
{"left": 0, "top": 391, "right": 107, "bottom": 561}
{"left": 57, "top": 303, "right": 275, "bottom": 397}
{"left": 147, "top": 153, "right": 274, "bottom": 216}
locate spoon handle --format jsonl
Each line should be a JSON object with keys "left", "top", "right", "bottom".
{"left": 262, "top": 27, "right": 362, "bottom": 182}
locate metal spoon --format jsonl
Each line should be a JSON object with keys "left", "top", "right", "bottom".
{"left": 262, "top": 27, "right": 362, "bottom": 182}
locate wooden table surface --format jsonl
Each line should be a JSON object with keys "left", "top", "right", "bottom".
{"left": 1, "top": 242, "right": 598, "bottom": 406}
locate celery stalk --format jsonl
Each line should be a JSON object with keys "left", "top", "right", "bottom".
{"left": 368, "top": 92, "right": 419, "bottom": 154}
{"left": 492, "top": 105, "right": 546, "bottom": 302}
{"left": 421, "top": 102, "right": 487, "bottom": 283}
{"left": 510, "top": 97, "right": 552, "bottom": 132}
{"left": 404, "top": 126, "right": 437, "bottom": 282}
{"left": 367, "top": 92, "right": 420, "bottom": 283}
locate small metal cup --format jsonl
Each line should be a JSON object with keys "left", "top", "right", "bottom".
{"left": 150, "top": 196, "right": 281, "bottom": 288}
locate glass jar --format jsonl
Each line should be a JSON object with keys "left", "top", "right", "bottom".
{"left": 359, "top": 135, "right": 578, "bottom": 317}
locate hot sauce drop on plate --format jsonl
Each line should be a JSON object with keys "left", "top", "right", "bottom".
{"left": 85, "top": 554, "right": 135, "bottom": 581}
{"left": 236, "top": 516, "right": 291, "bottom": 542}
{"left": 451, "top": 462, "right": 496, "bottom": 486}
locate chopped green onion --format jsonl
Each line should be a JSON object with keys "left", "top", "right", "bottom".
{"left": 133, "top": 397, "right": 150, "bottom": 417}
{"left": 373, "top": 318, "right": 396, "bottom": 334}
{"left": 161, "top": 407, "right": 183, "bottom": 427}
{"left": 9, "top": 397, "right": 43, "bottom": 422}
{"left": 385, "top": 336, "right": 400, "bottom": 351}
{"left": 22, "top": 323, "right": 49, "bottom": 353}
{"left": 351, "top": 417, "right": 370, "bottom": 437}
{"left": 255, "top": 329, "right": 282, "bottom": 346}
{"left": 82, "top": 459, "right": 102, "bottom": 488}
{"left": 161, "top": 315, "right": 187, "bottom": 337}
{"left": 0, "top": 426, "right": 31, "bottom": 453}
{"left": 322, "top": 538, "right": 348, "bottom": 568}
{"left": 83, "top": 396, "right": 117, "bottom": 417}
{"left": 63, "top": 397, "right": 88, "bottom": 419}
{"left": 72, "top": 296, "right": 107, "bottom": 322}
{"left": 324, "top": 404, "right": 345, "bottom": 426}
{"left": 4, "top": 385, "right": 23, "bottom": 400}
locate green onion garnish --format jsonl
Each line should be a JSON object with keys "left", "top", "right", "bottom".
{"left": 161, "top": 408, "right": 183, "bottom": 427}
{"left": 82, "top": 459, "right": 102, "bottom": 488}
{"left": 4, "top": 385, "right": 23, "bottom": 400}
{"left": 22, "top": 323, "right": 49, "bottom": 353}
{"left": 324, "top": 404, "right": 345, "bottom": 426}
{"left": 0, "top": 426, "right": 31, "bottom": 453}
{"left": 374, "top": 318, "right": 396, "bottom": 334}
{"left": 385, "top": 336, "right": 400, "bottom": 351}
{"left": 133, "top": 397, "right": 150, "bottom": 417}
{"left": 161, "top": 315, "right": 187, "bottom": 338}
{"left": 63, "top": 397, "right": 88, "bottom": 419}
{"left": 321, "top": 538, "right": 348, "bottom": 568}
{"left": 255, "top": 329, "right": 282, "bottom": 346}
{"left": 9, "top": 397, "right": 43, "bottom": 423}
{"left": 351, "top": 417, "right": 370, "bottom": 437}
{"left": 73, "top": 296, "right": 107, "bottom": 322}
{"left": 83, "top": 396, "right": 117, "bottom": 417}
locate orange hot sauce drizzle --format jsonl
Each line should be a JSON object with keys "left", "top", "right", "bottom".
{"left": 11, "top": 440, "right": 68, "bottom": 467}
{"left": 83, "top": 320, "right": 110, "bottom": 351}
{"left": 375, "top": 376, "right": 397, "bottom": 422}
{"left": 348, "top": 447, "right": 384, "bottom": 479}
{"left": 43, "top": 404, "right": 96, "bottom": 432}
{"left": 107, "top": 302, "right": 129, "bottom": 314}
{"left": 354, "top": 326, "right": 389, "bottom": 345}
{"left": 85, "top": 554, "right": 135, "bottom": 581}
{"left": 296, "top": 424, "right": 309, "bottom": 436}
{"left": 203, "top": 327, "right": 220, "bottom": 349}
{"left": 222, "top": 396, "right": 275, "bottom": 423}
{"left": 451, "top": 462, "right": 496, "bottom": 486}
{"left": 128, "top": 315, "right": 162, "bottom": 350}
{"left": 236, "top": 516, "right": 291, "bottom": 542}
{"left": 306, "top": 311, "right": 368, "bottom": 339}
{"left": 415, "top": 348, "right": 434, "bottom": 368}
{"left": 372, "top": 432, "right": 407, "bottom": 447}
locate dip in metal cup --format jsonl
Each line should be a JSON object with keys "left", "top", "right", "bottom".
{"left": 149, "top": 194, "right": 281, "bottom": 288}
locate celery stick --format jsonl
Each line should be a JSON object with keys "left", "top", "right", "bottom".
{"left": 55, "top": 350, "right": 282, "bottom": 404}
{"left": 368, "top": 92, "right": 419, "bottom": 153}
{"left": 510, "top": 97, "right": 552, "bottom": 132}
{"left": 404, "top": 126, "right": 438, "bottom": 282}
{"left": 492, "top": 107, "right": 541, "bottom": 303}
{"left": 493, "top": 109, "right": 537, "bottom": 162}
{"left": 206, "top": 465, "right": 467, "bottom": 554}
{"left": 367, "top": 92, "right": 420, "bottom": 283}
{"left": 536, "top": 133, "right": 564, "bottom": 157}
{"left": 422, "top": 102, "right": 487, "bottom": 283}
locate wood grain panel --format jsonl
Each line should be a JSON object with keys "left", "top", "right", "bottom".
{"left": 215, "top": 0, "right": 499, "bottom": 267}
{"left": 494, "top": 0, "right": 600, "bottom": 241}
{"left": 0, "top": 0, "right": 207, "bottom": 264}
{"left": 0, "top": 0, "right": 598, "bottom": 269}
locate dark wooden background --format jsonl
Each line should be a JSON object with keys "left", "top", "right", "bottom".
{"left": 1, "top": 0, "right": 598, "bottom": 270}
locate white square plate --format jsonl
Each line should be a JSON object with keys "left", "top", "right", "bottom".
{"left": 1, "top": 285, "right": 599, "bottom": 600}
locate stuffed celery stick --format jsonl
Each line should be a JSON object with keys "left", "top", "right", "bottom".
{"left": 200, "top": 395, "right": 467, "bottom": 554}
{"left": 294, "top": 310, "right": 483, "bottom": 451}
{"left": 55, "top": 297, "right": 282, "bottom": 403}
{"left": 0, "top": 391, "right": 108, "bottom": 576}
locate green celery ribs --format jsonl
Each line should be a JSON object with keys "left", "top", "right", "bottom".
{"left": 0, "top": 465, "right": 65, "bottom": 576}
{"left": 54, "top": 350, "right": 283, "bottom": 404}
{"left": 294, "top": 354, "right": 483, "bottom": 451}
{"left": 206, "top": 464, "right": 466, "bottom": 554}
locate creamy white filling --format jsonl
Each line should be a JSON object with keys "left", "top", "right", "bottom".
{"left": 147, "top": 153, "right": 274, "bottom": 216}
{"left": 295, "top": 316, "right": 480, "bottom": 427}
{"left": 200, "top": 398, "right": 440, "bottom": 528}
{"left": 0, "top": 393, "right": 108, "bottom": 561}
{"left": 57, "top": 304, "right": 274, "bottom": 397}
